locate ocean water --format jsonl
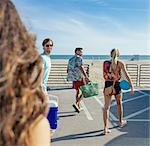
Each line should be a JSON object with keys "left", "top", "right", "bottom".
{"left": 51, "top": 55, "right": 150, "bottom": 61}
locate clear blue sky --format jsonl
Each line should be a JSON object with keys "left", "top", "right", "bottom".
{"left": 12, "top": 0, "right": 150, "bottom": 55}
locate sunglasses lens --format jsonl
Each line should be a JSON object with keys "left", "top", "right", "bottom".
{"left": 46, "top": 44, "right": 53, "bottom": 47}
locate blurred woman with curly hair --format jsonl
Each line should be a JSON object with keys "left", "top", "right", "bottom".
{"left": 0, "top": 0, "right": 50, "bottom": 146}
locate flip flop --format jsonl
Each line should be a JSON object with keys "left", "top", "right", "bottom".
{"left": 79, "top": 107, "right": 84, "bottom": 111}
{"left": 119, "top": 120, "right": 127, "bottom": 128}
{"left": 72, "top": 104, "right": 80, "bottom": 113}
{"left": 103, "top": 129, "right": 111, "bottom": 135}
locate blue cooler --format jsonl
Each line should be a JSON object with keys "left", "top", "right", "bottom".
{"left": 47, "top": 100, "right": 58, "bottom": 129}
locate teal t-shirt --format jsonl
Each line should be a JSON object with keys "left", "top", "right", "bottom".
{"left": 41, "top": 54, "right": 51, "bottom": 93}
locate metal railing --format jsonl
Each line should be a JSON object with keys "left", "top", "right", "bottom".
{"left": 47, "top": 63, "right": 150, "bottom": 89}
{"left": 47, "top": 64, "right": 89, "bottom": 89}
{"left": 139, "top": 64, "right": 150, "bottom": 87}
{"left": 126, "top": 63, "right": 150, "bottom": 87}
{"left": 126, "top": 64, "right": 138, "bottom": 86}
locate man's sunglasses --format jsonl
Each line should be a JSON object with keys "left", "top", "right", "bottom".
{"left": 46, "top": 44, "right": 53, "bottom": 47}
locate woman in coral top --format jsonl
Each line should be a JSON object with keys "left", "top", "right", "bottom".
{"left": 103, "top": 48, "right": 134, "bottom": 135}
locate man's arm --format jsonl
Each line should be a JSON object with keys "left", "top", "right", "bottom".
{"left": 76, "top": 57, "right": 90, "bottom": 82}
{"left": 79, "top": 65, "right": 89, "bottom": 79}
{"left": 78, "top": 64, "right": 90, "bottom": 82}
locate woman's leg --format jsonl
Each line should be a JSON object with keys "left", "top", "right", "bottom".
{"left": 114, "top": 82, "right": 127, "bottom": 127}
{"left": 103, "top": 93, "right": 112, "bottom": 132}
{"left": 115, "top": 93, "right": 123, "bottom": 124}
{"left": 115, "top": 93, "right": 127, "bottom": 127}
{"left": 76, "top": 89, "right": 83, "bottom": 108}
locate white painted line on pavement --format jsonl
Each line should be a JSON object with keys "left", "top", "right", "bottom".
{"left": 124, "top": 107, "right": 150, "bottom": 119}
{"left": 94, "top": 96, "right": 118, "bottom": 126}
{"left": 125, "top": 119, "right": 150, "bottom": 122}
{"left": 80, "top": 101, "right": 93, "bottom": 121}
{"left": 137, "top": 90, "right": 149, "bottom": 96}
{"left": 95, "top": 95, "right": 104, "bottom": 99}
{"left": 110, "top": 94, "right": 147, "bottom": 107}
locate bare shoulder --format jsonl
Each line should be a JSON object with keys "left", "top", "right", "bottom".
{"left": 29, "top": 115, "right": 51, "bottom": 146}
{"left": 118, "top": 60, "right": 125, "bottom": 67}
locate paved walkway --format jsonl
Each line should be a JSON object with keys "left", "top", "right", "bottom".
{"left": 48, "top": 88, "right": 150, "bottom": 146}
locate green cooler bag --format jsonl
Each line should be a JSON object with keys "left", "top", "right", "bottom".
{"left": 80, "top": 82, "right": 99, "bottom": 98}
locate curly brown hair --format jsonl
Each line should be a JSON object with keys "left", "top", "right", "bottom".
{"left": 0, "top": 0, "right": 48, "bottom": 146}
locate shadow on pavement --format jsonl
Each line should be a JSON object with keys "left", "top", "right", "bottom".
{"left": 106, "top": 89, "right": 150, "bottom": 146}
{"left": 105, "top": 122, "right": 149, "bottom": 146}
{"left": 52, "top": 126, "right": 118, "bottom": 143}
{"left": 58, "top": 114, "right": 76, "bottom": 118}
{"left": 59, "top": 111, "right": 77, "bottom": 114}
{"left": 52, "top": 130, "right": 103, "bottom": 143}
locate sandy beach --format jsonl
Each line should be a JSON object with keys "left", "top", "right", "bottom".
{"left": 50, "top": 59, "right": 150, "bottom": 89}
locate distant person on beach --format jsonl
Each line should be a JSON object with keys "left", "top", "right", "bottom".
{"left": 103, "top": 48, "right": 134, "bottom": 135}
{"left": 41, "top": 38, "right": 53, "bottom": 95}
{"left": 0, "top": 0, "right": 50, "bottom": 146}
{"left": 67, "top": 48, "right": 90, "bottom": 112}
